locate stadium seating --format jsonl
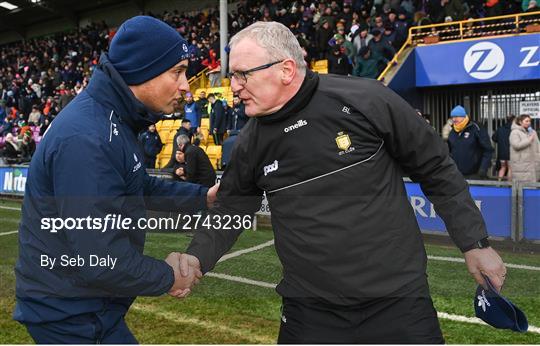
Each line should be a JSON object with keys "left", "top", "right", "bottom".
{"left": 199, "top": 117, "right": 213, "bottom": 146}
{"left": 312, "top": 59, "right": 328, "bottom": 74}
{"left": 204, "top": 144, "right": 222, "bottom": 170}
{"left": 154, "top": 119, "right": 177, "bottom": 169}
{"left": 158, "top": 156, "right": 171, "bottom": 169}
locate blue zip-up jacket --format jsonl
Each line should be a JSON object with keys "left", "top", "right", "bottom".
{"left": 448, "top": 121, "right": 493, "bottom": 176}
{"left": 184, "top": 102, "right": 201, "bottom": 128}
{"left": 13, "top": 54, "right": 209, "bottom": 324}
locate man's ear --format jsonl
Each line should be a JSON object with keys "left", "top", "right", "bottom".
{"left": 281, "top": 59, "right": 297, "bottom": 85}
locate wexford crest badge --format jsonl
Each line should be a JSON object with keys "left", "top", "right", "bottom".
{"left": 335, "top": 132, "right": 351, "bottom": 151}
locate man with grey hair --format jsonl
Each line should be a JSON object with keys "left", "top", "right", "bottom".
{"left": 182, "top": 21, "right": 506, "bottom": 343}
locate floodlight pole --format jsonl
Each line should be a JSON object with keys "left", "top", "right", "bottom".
{"left": 219, "top": 0, "right": 228, "bottom": 80}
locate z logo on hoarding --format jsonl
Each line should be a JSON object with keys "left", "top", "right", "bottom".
{"left": 463, "top": 42, "right": 505, "bottom": 80}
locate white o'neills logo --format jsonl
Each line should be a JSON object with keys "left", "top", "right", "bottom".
{"left": 263, "top": 160, "right": 279, "bottom": 176}
{"left": 284, "top": 119, "right": 308, "bottom": 133}
{"left": 463, "top": 42, "right": 505, "bottom": 80}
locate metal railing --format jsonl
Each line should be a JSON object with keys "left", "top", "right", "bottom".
{"left": 188, "top": 67, "right": 210, "bottom": 91}
{"left": 517, "top": 181, "right": 540, "bottom": 243}
{"left": 378, "top": 11, "right": 540, "bottom": 82}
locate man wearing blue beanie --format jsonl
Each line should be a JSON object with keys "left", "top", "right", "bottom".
{"left": 14, "top": 15, "right": 217, "bottom": 343}
{"left": 448, "top": 105, "right": 494, "bottom": 179}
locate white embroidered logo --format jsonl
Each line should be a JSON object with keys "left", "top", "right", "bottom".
{"left": 108, "top": 110, "right": 119, "bottom": 142}
{"left": 132, "top": 153, "right": 142, "bottom": 172}
{"left": 284, "top": 119, "right": 308, "bottom": 133}
{"left": 342, "top": 106, "right": 351, "bottom": 114}
{"left": 263, "top": 160, "right": 279, "bottom": 176}
{"left": 477, "top": 290, "right": 491, "bottom": 312}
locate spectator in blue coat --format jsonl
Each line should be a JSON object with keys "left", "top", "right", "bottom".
{"left": 138, "top": 123, "right": 163, "bottom": 169}
{"left": 13, "top": 16, "right": 216, "bottom": 344}
{"left": 448, "top": 105, "right": 493, "bottom": 179}
{"left": 183, "top": 92, "right": 201, "bottom": 134}
{"left": 208, "top": 93, "right": 226, "bottom": 145}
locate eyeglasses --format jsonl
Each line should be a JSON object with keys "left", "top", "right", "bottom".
{"left": 227, "top": 60, "right": 283, "bottom": 85}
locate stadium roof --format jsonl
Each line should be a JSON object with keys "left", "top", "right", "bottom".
{"left": 0, "top": 0, "right": 131, "bottom": 37}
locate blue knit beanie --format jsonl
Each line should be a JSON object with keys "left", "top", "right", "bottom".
{"left": 450, "top": 105, "right": 467, "bottom": 117}
{"left": 109, "top": 16, "right": 190, "bottom": 85}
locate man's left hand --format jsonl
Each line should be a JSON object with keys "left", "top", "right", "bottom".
{"left": 464, "top": 247, "right": 506, "bottom": 292}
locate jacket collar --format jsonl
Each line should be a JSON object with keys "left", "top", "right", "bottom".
{"left": 257, "top": 70, "right": 319, "bottom": 125}
{"left": 86, "top": 53, "right": 163, "bottom": 134}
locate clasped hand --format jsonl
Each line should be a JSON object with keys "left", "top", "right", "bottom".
{"left": 165, "top": 252, "right": 202, "bottom": 298}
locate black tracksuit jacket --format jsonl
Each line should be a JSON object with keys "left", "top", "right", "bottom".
{"left": 187, "top": 71, "right": 487, "bottom": 305}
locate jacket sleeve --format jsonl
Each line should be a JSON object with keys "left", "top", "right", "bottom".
{"left": 187, "top": 124, "right": 263, "bottom": 273}
{"left": 476, "top": 126, "right": 493, "bottom": 173}
{"left": 510, "top": 130, "right": 531, "bottom": 151}
{"left": 349, "top": 80, "right": 488, "bottom": 249}
{"left": 51, "top": 135, "right": 174, "bottom": 296}
{"left": 143, "top": 172, "right": 208, "bottom": 212}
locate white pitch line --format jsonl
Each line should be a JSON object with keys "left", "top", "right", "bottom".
{"left": 206, "top": 272, "right": 277, "bottom": 289}
{"left": 217, "top": 239, "right": 275, "bottom": 263}
{"left": 217, "top": 240, "right": 540, "bottom": 272}
{"left": 0, "top": 205, "right": 21, "bottom": 211}
{"left": 0, "top": 230, "right": 18, "bottom": 236}
{"left": 428, "top": 255, "right": 540, "bottom": 271}
{"left": 207, "top": 271, "right": 540, "bottom": 334}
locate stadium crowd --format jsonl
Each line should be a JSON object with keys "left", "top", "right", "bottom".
{"left": 0, "top": 0, "right": 538, "bottom": 176}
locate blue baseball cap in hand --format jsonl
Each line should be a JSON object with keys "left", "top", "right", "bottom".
{"left": 474, "top": 274, "right": 528, "bottom": 332}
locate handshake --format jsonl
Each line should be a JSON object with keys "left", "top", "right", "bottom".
{"left": 164, "top": 252, "right": 203, "bottom": 298}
